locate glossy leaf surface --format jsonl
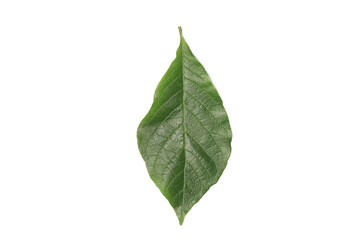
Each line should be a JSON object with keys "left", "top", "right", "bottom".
{"left": 137, "top": 27, "right": 232, "bottom": 225}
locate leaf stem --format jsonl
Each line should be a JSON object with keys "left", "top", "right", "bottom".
{"left": 178, "top": 26, "right": 182, "bottom": 37}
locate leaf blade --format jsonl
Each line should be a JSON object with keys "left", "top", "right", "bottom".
{"left": 137, "top": 27, "right": 232, "bottom": 225}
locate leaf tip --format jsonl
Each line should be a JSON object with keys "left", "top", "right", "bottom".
{"left": 176, "top": 209, "right": 186, "bottom": 225}
{"left": 178, "top": 215, "right": 185, "bottom": 226}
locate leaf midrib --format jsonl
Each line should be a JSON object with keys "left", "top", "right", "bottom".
{"left": 180, "top": 29, "right": 187, "bottom": 223}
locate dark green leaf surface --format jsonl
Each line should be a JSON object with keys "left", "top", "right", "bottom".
{"left": 137, "top": 27, "right": 232, "bottom": 225}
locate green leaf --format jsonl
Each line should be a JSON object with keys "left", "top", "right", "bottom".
{"left": 137, "top": 27, "right": 232, "bottom": 225}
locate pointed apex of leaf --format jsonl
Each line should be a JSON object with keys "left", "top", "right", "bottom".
{"left": 175, "top": 208, "right": 186, "bottom": 225}
{"left": 178, "top": 213, "right": 185, "bottom": 226}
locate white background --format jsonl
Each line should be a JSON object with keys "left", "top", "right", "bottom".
{"left": 1, "top": 0, "right": 360, "bottom": 239}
